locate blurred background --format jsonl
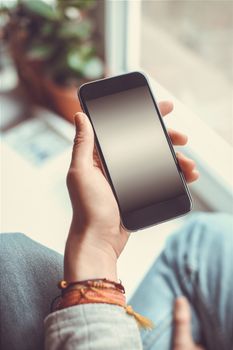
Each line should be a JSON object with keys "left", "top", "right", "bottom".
{"left": 141, "top": 1, "right": 232, "bottom": 145}
{"left": 1, "top": 0, "right": 232, "bottom": 297}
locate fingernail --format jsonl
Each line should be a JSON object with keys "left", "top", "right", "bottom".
{"left": 174, "top": 297, "right": 190, "bottom": 321}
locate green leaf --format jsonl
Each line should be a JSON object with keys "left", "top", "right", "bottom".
{"left": 64, "top": 6, "right": 80, "bottom": 20}
{"left": 26, "top": 44, "right": 53, "bottom": 60}
{"left": 82, "top": 57, "right": 104, "bottom": 79}
{"left": 57, "top": 0, "right": 96, "bottom": 11}
{"left": 67, "top": 50, "right": 84, "bottom": 72}
{"left": 23, "top": 0, "right": 56, "bottom": 20}
{"left": 58, "top": 20, "right": 92, "bottom": 40}
{"left": 79, "top": 44, "right": 94, "bottom": 59}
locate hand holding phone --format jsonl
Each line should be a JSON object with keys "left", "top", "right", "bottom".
{"left": 65, "top": 103, "right": 198, "bottom": 281}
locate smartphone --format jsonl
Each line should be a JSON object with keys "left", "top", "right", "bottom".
{"left": 78, "top": 72, "right": 192, "bottom": 231}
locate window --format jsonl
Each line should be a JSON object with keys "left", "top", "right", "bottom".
{"left": 140, "top": 1, "right": 232, "bottom": 145}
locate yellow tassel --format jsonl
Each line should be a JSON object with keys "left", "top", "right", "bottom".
{"left": 125, "top": 305, "right": 154, "bottom": 330}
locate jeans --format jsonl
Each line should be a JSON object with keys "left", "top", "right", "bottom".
{"left": 130, "top": 212, "right": 233, "bottom": 350}
{"left": 1, "top": 212, "right": 232, "bottom": 350}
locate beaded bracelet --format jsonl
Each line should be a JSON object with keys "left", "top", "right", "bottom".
{"left": 58, "top": 278, "right": 125, "bottom": 295}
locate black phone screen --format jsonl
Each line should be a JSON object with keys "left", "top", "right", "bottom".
{"left": 79, "top": 73, "right": 191, "bottom": 230}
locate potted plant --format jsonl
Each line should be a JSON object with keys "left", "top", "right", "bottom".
{"left": 1, "top": 0, "right": 104, "bottom": 121}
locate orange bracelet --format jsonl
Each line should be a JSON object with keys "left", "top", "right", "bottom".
{"left": 55, "top": 287, "right": 126, "bottom": 310}
{"left": 51, "top": 280, "right": 154, "bottom": 330}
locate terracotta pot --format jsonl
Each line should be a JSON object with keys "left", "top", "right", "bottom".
{"left": 11, "top": 49, "right": 83, "bottom": 122}
{"left": 43, "top": 78, "right": 83, "bottom": 123}
{"left": 9, "top": 40, "right": 47, "bottom": 105}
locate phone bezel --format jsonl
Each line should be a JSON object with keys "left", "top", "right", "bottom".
{"left": 78, "top": 71, "right": 192, "bottom": 231}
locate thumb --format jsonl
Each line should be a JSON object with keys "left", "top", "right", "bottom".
{"left": 70, "top": 112, "right": 94, "bottom": 168}
{"left": 173, "top": 297, "right": 194, "bottom": 349}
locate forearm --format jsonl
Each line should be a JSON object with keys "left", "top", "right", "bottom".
{"left": 64, "top": 222, "right": 119, "bottom": 282}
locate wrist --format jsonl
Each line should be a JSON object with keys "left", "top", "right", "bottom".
{"left": 64, "top": 230, "right": 118, "bottom": 282}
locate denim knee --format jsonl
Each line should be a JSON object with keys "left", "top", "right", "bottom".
{"left": 164, "top": 211, "right": 233, "bottom": 275}
{"left": 187, "top": 211, "right": 233, "bottom": 245}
